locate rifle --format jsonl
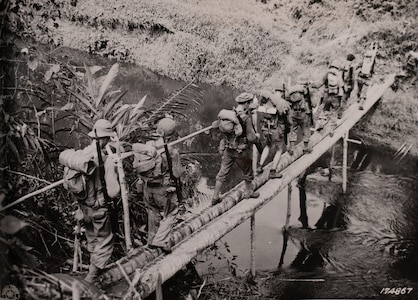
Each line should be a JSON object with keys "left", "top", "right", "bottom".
{"left": 163, "top": 138, "right": 182, "bottom": 213}
{"left": 304, "top": 85, "right": 315, "bottom": 127}
{"left": 94, "top": 129, "right": 119, "bottom": 234}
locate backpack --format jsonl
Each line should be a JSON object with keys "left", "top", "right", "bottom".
{"left": 360, "top": 52, "right": 375, "bottom": 77}
{"left": 287, "top": 84, "right": 306, "bottom": 103}
{"left": 63, "top": 167, "right": 88, "bottom": 200}
{"left": 59, "top": 148, "right": 96, "bottom": 200}
{"left": 217, "top": 109, "right": 243, "bottom": 136}
{"left": 132, "top": 141, "right": 164, "bottom": 178}
{"left": 327, "top": 67, "right": 341, "bottom": 95}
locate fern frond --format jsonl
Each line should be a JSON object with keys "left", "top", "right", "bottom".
{"left": 144, "top": 79, "right": 203, "bottom": 125}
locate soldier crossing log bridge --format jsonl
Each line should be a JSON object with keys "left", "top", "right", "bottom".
{"left": 98, "top": 74, "right": 395, "bottom": 298}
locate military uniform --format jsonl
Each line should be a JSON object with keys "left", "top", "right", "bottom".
{"left": 257, "top": 89, "right": 291, "bottom": 178}
{"left": 134, "top": 117, "right": 182, "bottom": 252}
{"left": 342, "top": 54, "right": 356, "bottom": 103}
{"left": 286, "top": 84, "right": 313, "bottom": 153}
{"left": 310, "top": 60, "right": 345, "bottom": 135}
{"left": 73, "top": 119, "right": 120, "bottom": 283}
{"left": 212, "top": 92, "right": 260, "bottom": 205}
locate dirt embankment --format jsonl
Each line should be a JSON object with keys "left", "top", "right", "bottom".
{"left": 26, "top": 0, "right": 418, "bottom": 155}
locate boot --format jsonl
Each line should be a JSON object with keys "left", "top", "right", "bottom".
{"left": 269, "top": 169, "right": 283, "bottom": 179}
{"left": 84, "top": 264, "right": 101, "bottom": 283}
{"left": 358, "top": 97, "right": 365, "bottom": 110}
{"left": 211, "top": 180, "right": 223, "bottom": 206}
{"left": 243, "top": 181, "right": 260, "bottom": 199}
{"left": 287, "top": 141, "right": 295, "bottom": 156}
{"left": 303, "top": 141, "right": 312, "bottom": 154}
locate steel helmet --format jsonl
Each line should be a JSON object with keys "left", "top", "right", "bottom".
{"left": 235, "top": 92, "right": 254, "bottom": 104}
{"left": 88, "top": 119, "right": 115, "bottom": 138}
{"left": 156, "top": 117, "right": 177, "bottom": 137}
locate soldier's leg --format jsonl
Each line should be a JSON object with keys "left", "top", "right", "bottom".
{"left": 213, "top": 149, "right": 234, "bottom": 205}
{"left": 288, "top": 112, "right": 298, "bottom": 155}
{"left": 258, "top": 133, "right": 271, "bottom": 173}
{"left": 336, "top": 96, "right": 343, "bottom": 119}
{"left": 145, "top": 188, "right": 162, "bottom": 245}
{"left": 270, "top": 128, "right": 285, "bottom": 178}
{"left": 358, "top": 80, "right": 369, "bottom": 110}
{"left": 236, "top": 149, "right": 259, "bottom": 199}
{"left": 85, "top": 207, "right": 114, "bottom": 282}
{"left": 257, "top": 144, "right": 270, "bottom": 173}
{"left": 149, "top": 189, "right": 178, "bottom": 252}
{"left": 302, "top": 114, "right": 313, "bottom": 153}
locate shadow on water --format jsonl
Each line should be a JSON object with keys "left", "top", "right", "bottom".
{"left": 257, "top": 145, "right": 418, "bottom": 300}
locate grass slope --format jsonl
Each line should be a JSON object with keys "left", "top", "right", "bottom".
{"left": 32, "top": 0, "right": 418, "bottom": 154}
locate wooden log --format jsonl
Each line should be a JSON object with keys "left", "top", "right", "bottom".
{"left": 101, "top": 75, "right": 394, "bottom": 295}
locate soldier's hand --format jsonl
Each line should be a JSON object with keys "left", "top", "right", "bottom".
{"left": 166, "top": 187, "right": 176, "bottom": 193}
{"left": 74, "top": 209, "right": 84, "bottom": 221}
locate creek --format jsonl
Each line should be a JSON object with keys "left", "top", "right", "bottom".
{"left": 57, "top": 48, "right": 418, "bottom": 299}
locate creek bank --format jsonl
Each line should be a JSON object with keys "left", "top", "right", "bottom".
{"left": 18, "top": 0, "right": 416, "bottom": 157}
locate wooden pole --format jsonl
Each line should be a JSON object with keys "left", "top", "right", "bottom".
{"left": 286, "top": 183, "right": 292, "bottom": 229}
{"left": 342, "top": 131, "right": 348, "bottom": 193}
{"left": 250, "top": 214, "right": 256, "bottom": 277}
{"left": 72, "top": 281, "right": 80, "bottom": 300}
{"left": 156, "top": 273, "right": 163, "bottom": 300}
{"left": 328, "top": 145, "right": 336, "bottom": 181}
{"left": 109, "top": 137, "right": 132, "bottom": 252}
{"left": 0, "top": 179, "right": 64, "bottom": 212}
{"left": 72, "top": 221, "right": 80, "bottom": 273}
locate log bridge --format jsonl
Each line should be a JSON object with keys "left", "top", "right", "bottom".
{"left": 93, "top": 75, "right": 394, "bottom": 298}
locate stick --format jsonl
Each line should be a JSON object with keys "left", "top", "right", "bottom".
{"left": 0, "top": 179, "right": 64, "bottom": 212}
{"left": 116, "top": 125, "right": 214, "bottom": 161}
{"left": 108, "top": 136, "right": 132, "bottom": 251}
{"left": 72, "top": 221, "right": 80, "bottom": 272}
{"left": 3, "top": 125, "right": 215, "bottom": 211}
{"left": 3, "top": 169, "right": 52, "bottom": 184}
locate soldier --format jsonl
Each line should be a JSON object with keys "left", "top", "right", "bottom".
{"left": 310, "top": 60, "right": 345, "bottom": 135}
{"left": 357, "top": 46, "right": 377, "bottom": 110}
{"left": 211, "top": 92, "right": 261, "bottom": 206}
{"left": 133, "top": 117, "right": 183, "bottom": 252}
{"left": 256, "top": 89, "right": 291, "bottom": 178}
{"left": 61, "top": 119, "right": 120, "bottom": 283}
{"left": 342, "top": 54, "right": 356, "bottom": 103}
{"left": 286, "top": 84, "right": 315, "bottom": 154}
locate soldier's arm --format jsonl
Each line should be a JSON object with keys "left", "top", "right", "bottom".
{"left": 243, "top": 114, "right": 258, "bottom": 143}
{"left": 104, "top": 156, "right": 120, "bottom": 198}
{"left": 169, "top": 147, "right": 183, "bottom": 179}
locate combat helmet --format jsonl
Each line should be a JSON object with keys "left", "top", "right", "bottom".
{"left": 156, "top": 117, "right": 177, "bottom": 137}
